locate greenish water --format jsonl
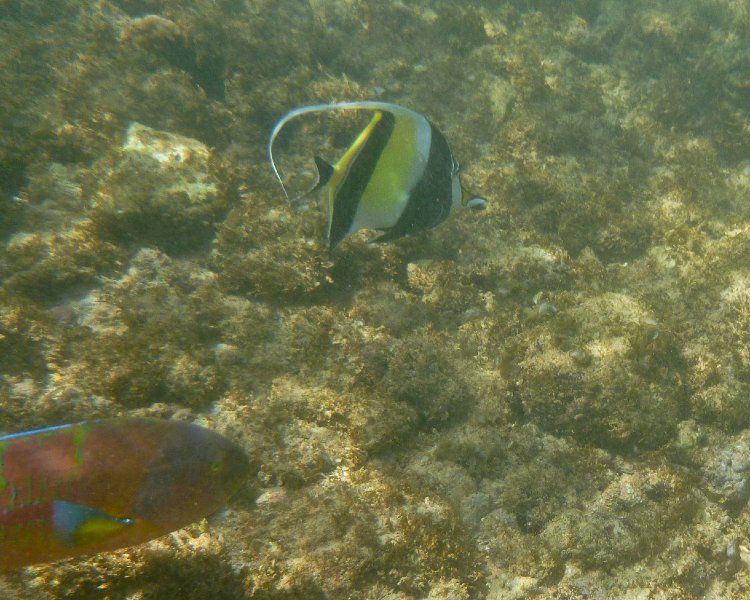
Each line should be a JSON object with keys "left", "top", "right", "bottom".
{"left": 2, "top": 1, "right": 750, "bottom": 598}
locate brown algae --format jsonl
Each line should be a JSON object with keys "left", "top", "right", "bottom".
{"left": 3, "top": 1, "right": 750, "bottom": 598}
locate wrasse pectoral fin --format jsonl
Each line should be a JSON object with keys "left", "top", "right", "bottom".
{"left": 52, "top": 500, "right": 133, "bottom": 547}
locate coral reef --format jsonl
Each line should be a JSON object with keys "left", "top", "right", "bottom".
{"left": 4, "top": 0, "right": 750, "bottom": 598}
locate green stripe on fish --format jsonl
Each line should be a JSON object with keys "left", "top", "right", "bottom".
{"left": 268, "top": 101, "right": 486, "bottom": 250}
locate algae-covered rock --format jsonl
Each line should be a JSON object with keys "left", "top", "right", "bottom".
{"left": 213, "top": 191, "right": 336, "bottom": 300}
{"left": 90, "top": 122, "right": 233, "bottom": 254}
{"left": 238, "top": 468, "right": 483, "bottom": 599}
{"left": 0, "top": 294, "right": 52, "bottom": 380}
{"left": 380, "top": 327, "right": 473, "bottom": 429}
{"left": 1, "top": 220, "right": 125, "bottom": 302}
{"left": 502, "top": 292, "right": 685, "bottom": 450}
{"left": 542, "top": 464, "right": 700, "bottom": 570}
{"left": 8, "top": 0, "right": 750, "bottom": 598}
{"left": 62, "top": 248, "right": 227, "bottom": 409}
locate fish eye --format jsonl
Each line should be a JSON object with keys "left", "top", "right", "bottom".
{"left": 466, "top": 196, "right": 486, "bottom": 210}
{"left": 209, "top": 457, "right": 225, "bottom": 473}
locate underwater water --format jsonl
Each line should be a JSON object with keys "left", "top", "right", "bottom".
{"left": 3, "top": 0, "right": 750, "bottom": 597}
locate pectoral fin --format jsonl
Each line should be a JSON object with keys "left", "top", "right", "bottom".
{"left": 287, "top": 156, "right": 335, "bottom": 202}
{"left": 52, "top": 500, "right": 133, "bottom": 547}
{"left": 312, "top": 156, "right": 334, "bottom": 191}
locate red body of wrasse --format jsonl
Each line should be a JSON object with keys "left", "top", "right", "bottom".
{"left": 0, "top": 417, "right": 249, "bottom": 569}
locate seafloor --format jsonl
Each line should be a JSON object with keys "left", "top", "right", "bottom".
{"left": 2, "top": 0, "right": 750, "bottom": 598}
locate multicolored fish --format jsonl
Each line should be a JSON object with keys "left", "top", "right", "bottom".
{"left": 0, "top": 417, "right": 249, "bottom": 569}
{"left": 268, "top": 101, "right": 486, "bottom": 249}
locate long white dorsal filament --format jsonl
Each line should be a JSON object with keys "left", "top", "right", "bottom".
{"left": 267, "top": 101, "right": 419, "bottom": 201}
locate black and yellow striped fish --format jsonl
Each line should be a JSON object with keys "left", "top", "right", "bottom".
{"left": 268, "top": 101, "right": 486, "bottom": 249}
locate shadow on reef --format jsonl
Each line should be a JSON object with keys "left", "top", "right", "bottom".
{"left": 30, "top": 550, "right": 249, "bottom": 600}
{"left": 121, "top": 14, "right": 227, "bottom": 102}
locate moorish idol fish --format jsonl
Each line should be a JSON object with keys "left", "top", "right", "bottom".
{"left": 0, "top": 417, "right": 249, "bottom": 569}
{"left": 268, "top": 101, "right": 486, "bottom": 249}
